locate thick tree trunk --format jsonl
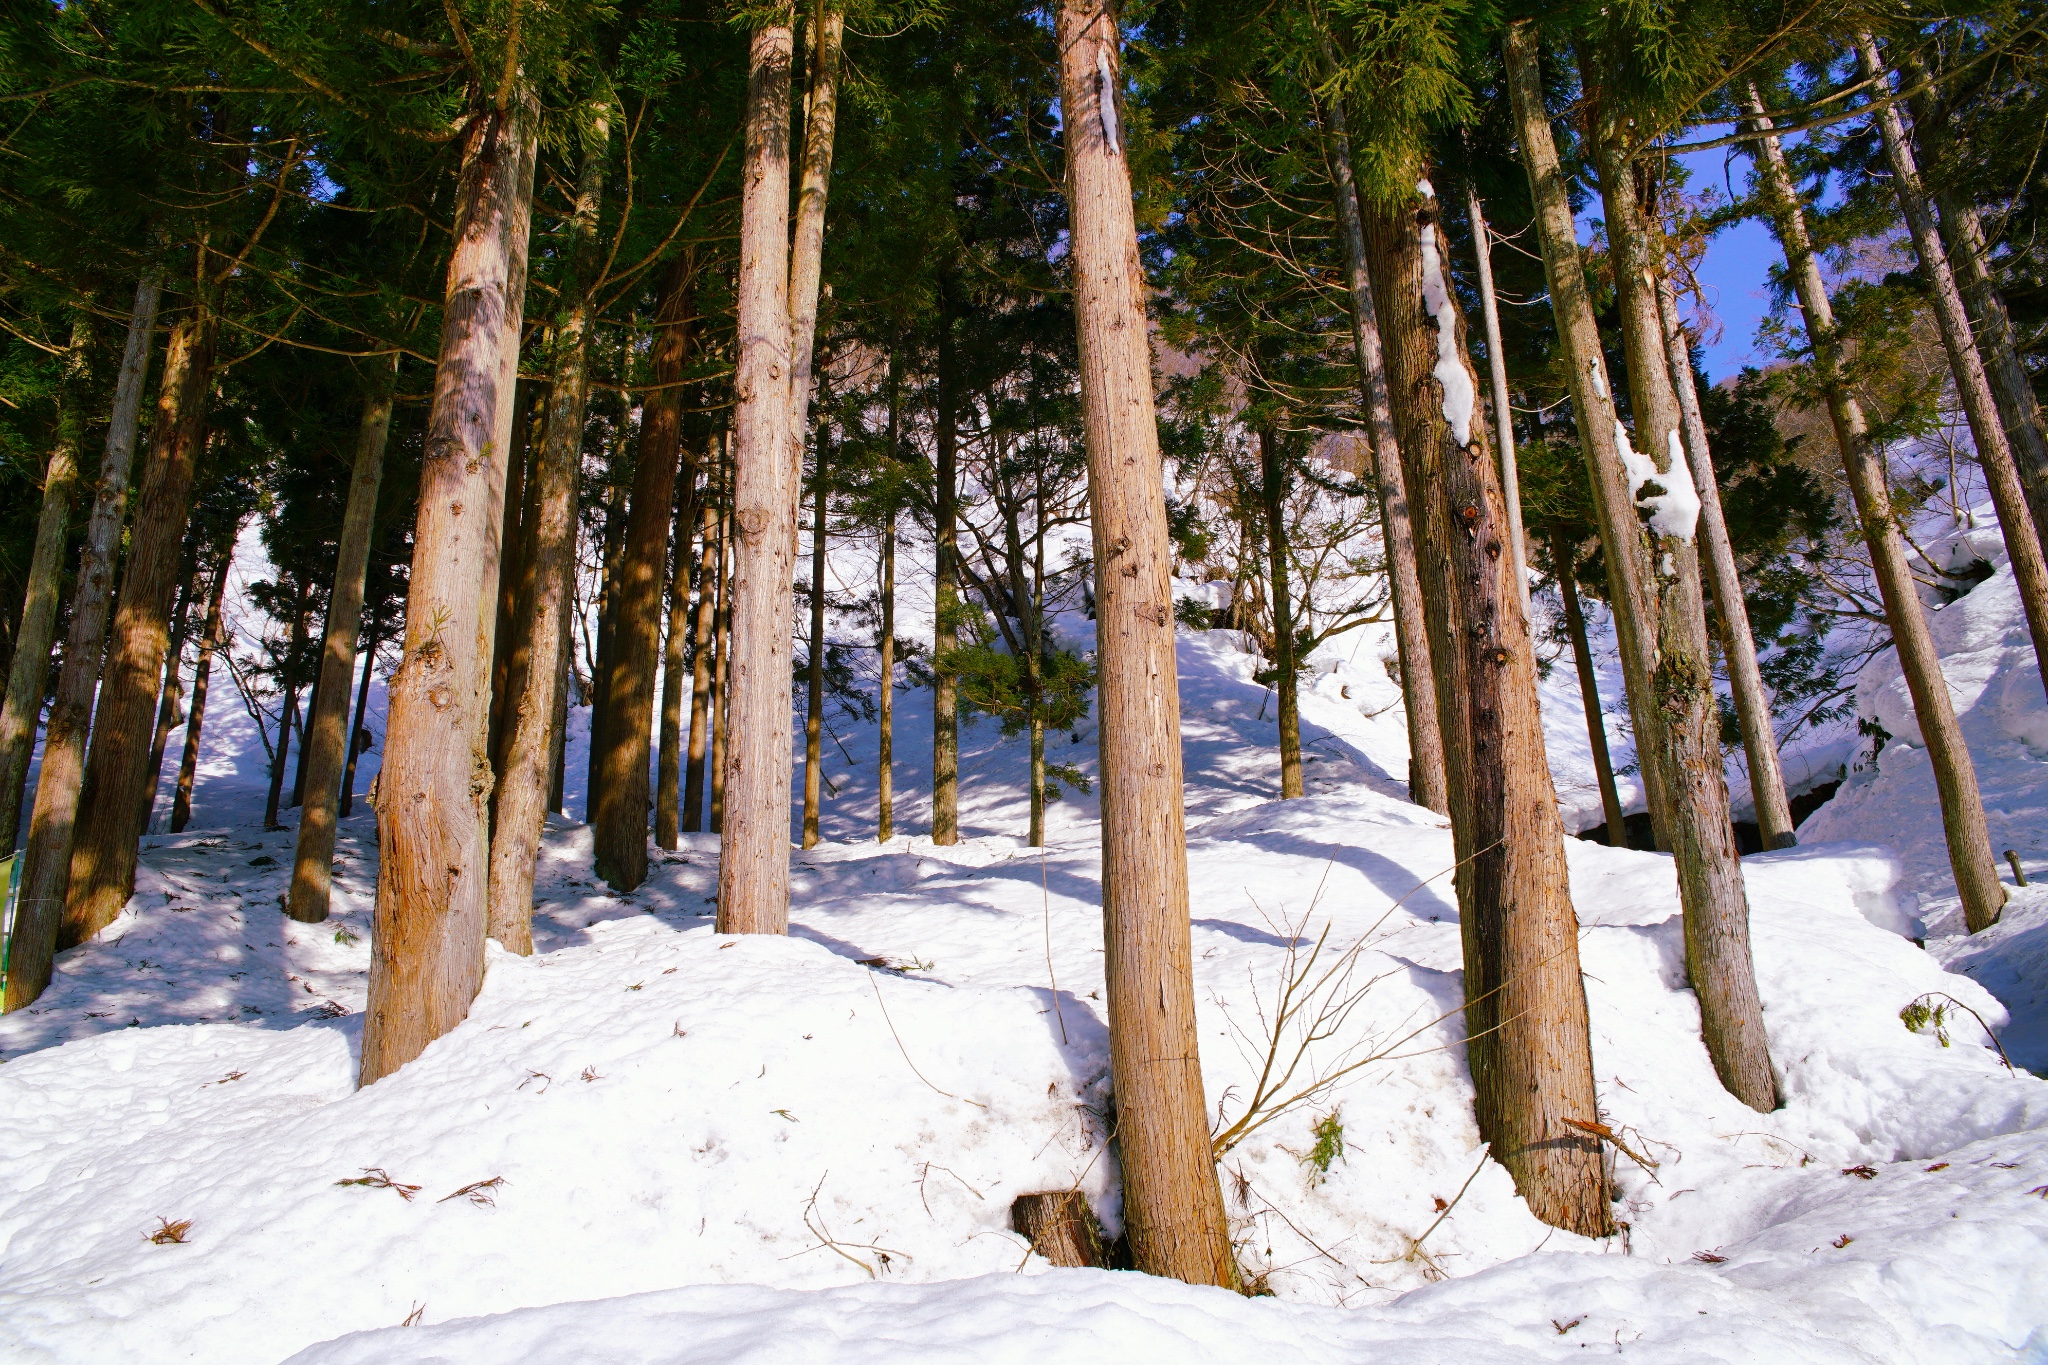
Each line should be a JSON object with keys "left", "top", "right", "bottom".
{"left": 1506, "top": 28, "right": 1680, "bottom": 856}
{"left": 657, "top": 467, "right": 700, "bottom": 850}
{"left": 1320, "top": 86, "right": 1447, "bottom": 814}
{"left": 716, "top": 20, "right": 799, "bottom": 935}
{"left": 264, "top": 586, "right": 310, "bottom": 832}
{"left": 1363, "top": 177, "right": 1613, "bottom": 1234}
{"left": 709, "top": 513, "right": 732, "bottom": 834}
{"left": 338, "top": 625, "right": 378, "bottom": 821}
{"left": 360, "top": 90, "right": 539, "bottom": 1084}
{"left": 684, "top": 502, "right": 717, "bottom": 833}
{"left": 1585, "top": 84, "right": 1778, "bottom": 1112}
{"left": 487, "top": 106, "right": 606, "bottom": 954}
{"left": 1555, "top": 538, "right": 1629, "bottom": 848}
{"left": 1257, "top": 428, "right": 1302, "bottom": 799}
{"left": 289, "top": 359, "right": 395, "bottom": 921}
{"left": 58, "top": 270, "right": 217, "bottom": 949}
{"left": 1744, "top": 85, "right": 2003, "bottom": 931}
{"left": 171, "top": 552, "right": 231, "bottom": 834}
{"left": 1465, "top": 184, "right": 1531, "bottom": 612}
{"left": 1856, "top": 36, "right": 2048, "bottom": 700}
{"left": 802, "top": 444, "right": 827, "bottom": 848}
{"left": 1655, "top": 277, "right": 1796, "bottom": 849}
{"left": 0, "top": 308, "right": 93, "bottom": 858}
{"left": 1362, "top": 178, "right": 1612, "bottom": 1236}
{"left": 931, "top": 287, "right": 961, "bottom": 846}
{"left": 1056, "top": 1, "right": 1236, "bottom": 1286}
{"left": 594, "top": 259, "right": 696, "bottom": 891}
{"left": 787, "top": 3, "right": 843, "bottom": 447}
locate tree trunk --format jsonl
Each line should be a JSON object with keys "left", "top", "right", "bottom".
{"left": 716, "top": 19, "right": 799, "bottom": 935}
{"left": 1897, "top": 53, "right": 2048, "bottom": 550}
{"left": 142, "top": 561, "right": 203, "bottom": 833}
{"left": 684, "top": 501, "right": 717, "bottom": 833}
{"left": 594, "top": 258, "right": 696, "bottom": 892}
{"left": 1319, "top": 75, "right": 1448, "bottom": 816}
{"left": 1555, "top": 536, "right": 1629, "bottom": 848}
{"left": 1655, "top": 275, "right": 1796, "bottom": 849}
{"left": 1258, "top": 428, "right": 1302, "bottom": 799}
{"left": 878, "top": 518, "right": 896, "bottom": 844}
{"left": 657, "top": 464, "right": 700, "bottom": 850}
{"left": 289, "top": 357, "right": 396, "bottom": 922}
{"left": 1465, "top": 183, "right": 1531, "bottom": 612}
{"left": 57, "top": 264, "right": 217, "bottom": 950}
{"left": 487, "top": 379, "right": 534, "bottom": 779}
{"left": 709, "top": 512, "right": 732, "bottom": 834}
{"left": 932, "top": 285, "right": 961, "bottom": 846}
{"left": 802, "top": 439, "right": 827, "bottom": 848}
{"left": 586, "top": 440, "right": 630, "bottom": 821}
{"left": 1506, "top": 28, "right": 1680, "bottom": 855}
{"left": 172, "top": 552, "right": 231, "bottom": 835}
{"left": 1743, "top": 82, "right": 2004, "bottom": 933}
{"left": 289, "top": 606, "right": 323, "bottom": 810}
{"left": 1584, "top": 76, "right": 1777, "bottom": 1112}
{"left": 1360, "top": 175, "right": 1612, "bottom": 1237}
{"left": 0, "top": 307, "right": 93, "bottom": 858}
{"left": 1857, "top": 35, "right": 2048, "bottom": 700}
{"left": 338, "top": 624, "right": 378, "bottom": 821}
{"left": 264, "top": 585, "right": 310, "bottom": 832}
{"left": 1010, "top": 1191, "right": 1106, "bottom": 1269}
{"left": 360, "top": 89, "right": 539, "bottom": 1085}
{"left": 1056, "top": 1, "right": 1236, "bottom": 1286}
{"left": 486, "top": 104, "right": 606, "bottom": 955}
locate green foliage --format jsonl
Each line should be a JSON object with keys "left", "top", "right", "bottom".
{"left": 946, "top": 641, "right": 1096, "bottom": 737}
{"left": 1302, "top": 1106, "right": 1346, "bottom": 1181}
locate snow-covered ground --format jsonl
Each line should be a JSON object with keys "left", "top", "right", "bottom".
{"left": 4, "top": 527, "right": 2046, "bottom": 1363}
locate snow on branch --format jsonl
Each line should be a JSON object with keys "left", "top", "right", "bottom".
{"left": 1615, "top": 422, "right": 1702, "bottom": 543}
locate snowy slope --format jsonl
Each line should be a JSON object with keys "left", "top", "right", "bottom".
{"left": 3, "top": 601, "right": 2045, "bottom": 1364}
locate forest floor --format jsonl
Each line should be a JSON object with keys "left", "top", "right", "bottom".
{"left": 2, "top": 544, "right": 2046, "bottom": 1362}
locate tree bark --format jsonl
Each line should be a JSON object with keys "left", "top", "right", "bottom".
{"left": 1504, "top": 30, "right": 1678, "bottom": 856}
{"left": 1856, "top": 35, "right": 2048, "bottom": 700}
{"left": 289, "top": 357, "right": 396, "bottom": 921}
{"left": 58, "top": 264, "right": 217, "bottom": 949}
{"left": 932, "top": 285, "right": 962, "bottom": 846}
{"left": 709, "top": 512, "right": 732, "bottom": 833}
{"left": 172, "top": 551, "right": 232, "bottom": 834}
{"left": 1584, "top": 75, "right": 1778, "bottom": 1112}
{"left": 142, "top": 561, "right": 203, "bottom": 833}
{"left": 1655, "top": 276, "right": 1796, "bottom": 849}
{"left": 338, "top": 624, "right": 378, "bottom": 821}
{"left": 1257, "top": 428, "right": 1302, "bottom": 799}
{"left": 803, "top": 438, "right": 828, "bottom": 848}
{"left": 1361, "top": 175, "right": 1613, "bottom": 1235}
{"left": 0, "top": 307, "right": 93, "bottom": 858}
{"left": 1555, "top": 535, "right": 1629, "bottom": 849}
{"left": 487, "top": 379, "right": 534, "bottom": 780}
{"left": 1744, "top": 82, "right": 2004, "bottom": 933}
{"left": 1056, "top": 1, "right": 1236, "bottom": 1286}
{"left": 360, "top": 89, "right": 539, "bottom": 1084}
{"left": 657, "top": 463, "right": 700, "bottom": 850}
{"left": 1010, "top": 1191, "right": 1106, "bottom": 1269}
{"left": 487, "top": 103, "right": 606, "bottom": 955}
{"left": 263, "top": 588, "right": 308, "bottom": 832}
{"left": 716, "top": 18, "right": 799, "bottom": 935}
{"left": 1320, "top": 76, "right": 1447, "bottom": 816}
{"left": 594, "top": 258, "right": 696, "bottom": 891}
{"left": 586, "top": 427, "right": 631, "bottom": 819}
{"left": 1465, "top": 184, "right": 1531, "bottom": 612}
{"left": 878, "top": 362, "right": 899, "bottom": 844}
{"left": 684, "top": 501, "right": 717, "bottom": 833}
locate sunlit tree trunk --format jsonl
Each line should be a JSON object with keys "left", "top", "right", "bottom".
{"left": 1553, "top": 536, "right": 1629, "bottom": 849}
{"left": 143, "top": 563, "right": 203, "bottom": 832}
{"left": 1465, "top": 183, "right": 1530, "bottom": 610}
{"left": 657, "top": 463, "right": 701, "bottom": 850}
{"left": 1257, "top": 428, "right": 1302, "bottom": 799}
{"left": 877, "top": 361, "right": 899, "bottom": 845}
{"left": 1362, "top": 171, "right": 1613, "bottom": 1236}
{"left": 1742, "top": 82, "right": 2004, "bottom": 932}
{"left": 1056, "top": 0, "right": 1236, "bottom": 1286}
{"left": 360, "top": 89, "right": 539, "bottom": 1084}
{"left": 709, "top": 512, "right": 732, "bottom": 833}
{"left": 802, "top": 438, "right": 828, "bottom": 848}
{"left": 171, "top": 551, "right": 232, "bottom": 835}
{"left": 264, "top": 583, "right": 310, "bottom": 832}
{"left": 684, "top": 500, "right": 717, "bottom": 833}
{"left": 338, "top": 624, "right": 378, "bottom": 821}
{"left": 931, "top": 286, "right": 961, "bottom": 846}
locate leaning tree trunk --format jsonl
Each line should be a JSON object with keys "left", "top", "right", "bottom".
{"left": 1507, "top": 28, "right": 1685, "bottom": 858}
{"left": 1857, "top": 34, "right": 2048, "bottom": 699}
{"left": 171, "top": 552, "right": 231, "bottom": 834}
{"left": 0, "top": 307, "right": 92, "bottom": 858}
{"left": 1465, "top": 183, "right": 1531, "bottom": 611}
{"left": 1055, "top": 0, "right": 1236, "bottom": 1286}
{"left": 1585, "top": 87, "right": 1777, "bottom": 1112}
{"left": 3, "top": 273, "right": 166, "bottom": 1010}
{"left": 931, "top": 286, "right": 962, "bottom": 846}
{"left": 1258, "top": 428, "right": 1302, "bottom": 799}
{"left": 58, "top": 267, "right": 217, "bottom": 950}
{"left": 263, "top": 586, "right": 310, "bottom": 832}
{"left": 593, "top": 257, "right": 696, "bottom": 892}
{"left": 487, "top": 103, "right": 607, "bottom": 955}
{"left": 1898, "top": 51, "right": 2048, "bottom": 545}
{"left": 657, "top": 463, "right": 701, "bottom": 849}
{"left": 716, "top": 19, "right": 799, "bottom": 935}
{"left": 289, "top": 357, "right": 396, "bottom": 922}
{"left": 360, "top": 89, "right": 539, "bottom": 1084}
{"left": 1744, "top": 82, "right": 2004, "bottom": 933}
{"left": 1554, "top": 536, "right": 1629, "bottom": 848}
{"left": 1320, "top": 81, "right": 1447, "bottom": 814}
{"left": 1655, "top": 275, "right": 1796, "bottom": 849}
{"left": 802, "top": 442, "right": 828, "bottom": 848}
{"left": 1361, "top": 177, "right": 1613, "bottom": 1237}
{"left": 683, "top": 501, "right": 717, "bottom": 833}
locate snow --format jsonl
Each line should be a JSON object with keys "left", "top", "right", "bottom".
{"left": 1096, "top": 50, "right": 1120, "bottom": 155}
{"left": 1418, "top": 223, "right": 1476, "bottom": 447}
{"left": 1587, "top": 358, "right": 1609, "bottom": 401}
{"left": 1613, "top": 421, "right": 1701, "bottom": 545}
